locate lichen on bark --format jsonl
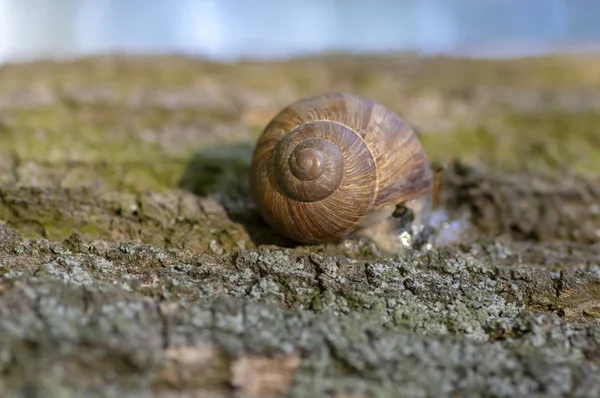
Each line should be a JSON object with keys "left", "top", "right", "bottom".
{"left": 0, "top": 53, "right": 599, "bottom": 397}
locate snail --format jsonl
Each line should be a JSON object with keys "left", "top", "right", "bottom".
{"left": 248, "top": 92, "right": 435, "bottom": 251}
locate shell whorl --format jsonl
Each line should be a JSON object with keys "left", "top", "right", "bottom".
{"left": 272, "top": 121, "right": 346, "bottom": 202}
{"left": 249, "top": 92, "right": 434, "bottom": 244}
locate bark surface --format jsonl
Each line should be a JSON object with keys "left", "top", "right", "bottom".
{"left": 0, "top": 53, "right": 599, "bottom": 397}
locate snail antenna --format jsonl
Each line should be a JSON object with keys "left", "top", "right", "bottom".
{"left": 432, "top": 163, "right": 445, "bottom": 209}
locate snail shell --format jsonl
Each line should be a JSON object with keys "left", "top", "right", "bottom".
{"left": 248, "top": 92, "right": 434, "bottom": 244}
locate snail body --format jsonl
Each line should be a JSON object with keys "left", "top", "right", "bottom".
{"left": 248, "top": 92, "right": 434, "bottom": 245}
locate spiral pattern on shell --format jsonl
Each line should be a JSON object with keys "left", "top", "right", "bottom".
{"left": 249, "top": 92, "right": 433, "bottom": 244}
{"left": 272, "top": 121, "right": 365, "bottom": 202}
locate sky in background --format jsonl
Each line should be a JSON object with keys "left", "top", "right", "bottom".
{"left": 1, "top": 0, "right": 600, "bottom": 64}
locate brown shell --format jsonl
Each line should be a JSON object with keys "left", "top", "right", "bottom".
{"left": 248, "top": 92, "right": 433, "bottom": 244}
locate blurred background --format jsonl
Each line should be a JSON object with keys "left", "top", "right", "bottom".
{"left": 1, "top": 0, "right": 600, "bottom": 65}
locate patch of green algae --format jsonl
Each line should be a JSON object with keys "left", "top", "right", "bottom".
{"left": 6, "top": 105, "right": 188, "bottom": 192}
{"left": 420, "top": 109, "right": 600, "bottom": 176}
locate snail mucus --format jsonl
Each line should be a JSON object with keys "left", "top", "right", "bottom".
{"left": 248, "top": 92, "right": 436, "bottom": 253}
